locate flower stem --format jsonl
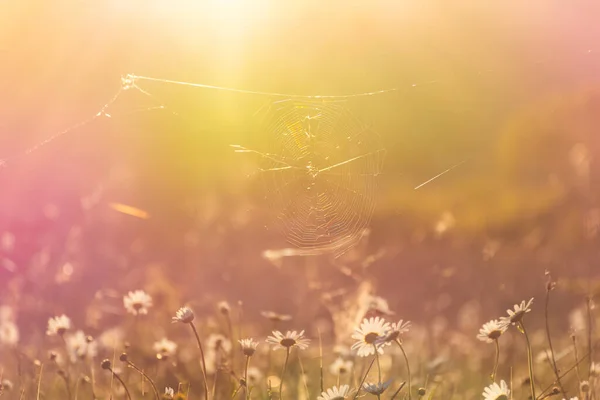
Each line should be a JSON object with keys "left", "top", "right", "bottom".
{"left": 127, "top": 361, "right": 160, "bottom": 400}
{"left": 491, "top": 339, "right": 500, "bottom": 382}
{"left": 243, "top": 355, "right": 250, "bottom": 400}
{"left": 572, "top": 335, "right": 582, "bottom": 382}
{"left": 520, "top": 322, "right": 536, "bottom": 400}
{"left": 373, "top": 345, "right": 382, "bottom": 383}
{"left": 278, "top": 348, "right": 290, "bottom": 400}
{"left": 109, "top": 368, "right": 132, "bottom": 400}
{"left": 352, "top": 357, "right": 376, "bottom": 400}
{"left": 374, "top": 345, "right": 382, "bottom": 400}
{"left": 390, "top": 381, "right": 407, "bottom": 400}
{"left": 190, "top": 321, "right": 210, "bottom": 400}
{"left": 395, "top": 339, "right": 412, "bottom": 399}
{"left": 586, "top": 295, "right": 594, "bottom": 378}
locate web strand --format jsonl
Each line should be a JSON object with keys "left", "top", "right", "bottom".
{"left": 0, "top": 78, "right": 171, "bottom": 168}
{"left": 126, "top": 74, "right": 398, "bottom": 99}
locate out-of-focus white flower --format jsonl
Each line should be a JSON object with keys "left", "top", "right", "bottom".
{"left": 172, "top": 306, "right": 195, "bottom": 324}
{"left": 329, "top": 357, "right": 353, "bottom": 376}
{"left": 0, "top": 321, "right": 19, "bottom": 346}
{"left": 98, "top": 326, "right": 125, "bottom": 349}
{"left": 477, "top": 320, "right": 508, "bottom": 343}
{"left": 435, "top": 211, "right": 455, "bottom": 235}
{"left": 47, "top": 315, "right": 71, "bottom": 336}
{"left": 364, "top": 295, "right": 394, "bottom": 316}
{"left": 351, "top": 317, "right": 391, "bottom": 357}
{"left": 65, "top": 330, "right": 97, "bottom": 362}
{"left": 260, "top": 311, "right": 292, "bottom": 322}
{"left": 1, "top": 379, "right": 13, "bottom": 392}
{"left": 246, "top": 366, "right": 263, "bottom": 385}
{"left": 123, "top": 290, "right": 152, "bottom": 315}
{"left": 217, "top": 301, "right": 231, "bottom": 315}
{"left": 0, "top": 306, "right": 14, "bottom": 323}
{"left": 332, "top": 344, "right": 352, "bottom": 358}
{"left": 482, "top": 380, "right": 510, "bottom": 400}
{"left": 207, "top": 333, "right": 232, "bottom": 354}
{"left": 153, "top": 338, "right": 177, "bottom": 359}
{"left": 535, "top": 347, "right": 570, "bottom": 364}
{"left": 500, "top": 298, "right": 534, "bottom": 326}
{"left": 266, "top": 330, "right": 310, "bottom": 351}
{"left": 317, "top": 384, "right": 351, "bottom": 400}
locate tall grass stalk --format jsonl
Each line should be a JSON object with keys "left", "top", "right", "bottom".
{"left": 318, "top": 330, "right": 324, "bottom": 394}
{"left": 297, "top": 354, "right": 310, "bottom": 399}
{"left": 537, "top": 350, "right": 590, "bottom": 399}
{"left": 36, "top": 363, "right": 43, "bottom": 400}
{"left": 544, "top": 283, "right": 567, "bottom": 398}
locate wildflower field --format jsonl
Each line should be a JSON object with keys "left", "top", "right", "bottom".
{"left": 2, "top": 1, "right": 600, "bottom": 400}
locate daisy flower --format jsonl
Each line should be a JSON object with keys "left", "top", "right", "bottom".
{"left": 482, "top": 380, "right": 510, "bottom": 400}
{"left": 172, "top": 306, "right": 195, "bottom": 324}
{"left": 153, "top": 338, "right": 177, "bottom": 359}
{"left": 123, "top": 290, "right": 152, "bottom": 315}
{"left": 239, "top": 338, "right": 259, "bottom": 357}
{"left": 500, "top": 298, "right": 533, "bottom": 326}
{"left": 317, "top": 384, "right": 351, "bottom": 400}
{"left": 363, "top": 380, "right": 391, "bottom": 396}
{"left": 47, "top": 315, "right": 71, "bottom": 336}
{"left": 477, "top": 320, "right": 508, "bottom": 343}
{"left": 376, "top": 319, "right": 411, "bottom": 344}
{"left": 351, "top": 317, "right": 391, "bottom": 357}
{"left": 329, "top": 357, "right": 353, "bottom": 376}
{"left": 0, "top": 321, "right": 19, "bottom": 346}
{"left": 266, "top": 330, "right": 310, "bottom": 351}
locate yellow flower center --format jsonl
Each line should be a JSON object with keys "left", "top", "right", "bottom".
{"left": 280, "top": 338, "right": 296, "bottom": 348}
{"left": 364, "top": 332, "right": 379, "bottom": 344}
{"left": 488, "top": 329, "right": 502, "bottom": 340}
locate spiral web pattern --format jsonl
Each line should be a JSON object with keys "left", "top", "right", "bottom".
{"left": 253, "top": 100, "right": 385, "bottom": 256}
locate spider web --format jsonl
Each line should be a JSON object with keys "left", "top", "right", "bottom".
{"left": 233, "top": 99, "right": 386, "bottom": 256}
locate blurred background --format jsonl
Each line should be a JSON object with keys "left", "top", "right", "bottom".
{"left": 1, "top": 0, "right": 600, "bottom": 333}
